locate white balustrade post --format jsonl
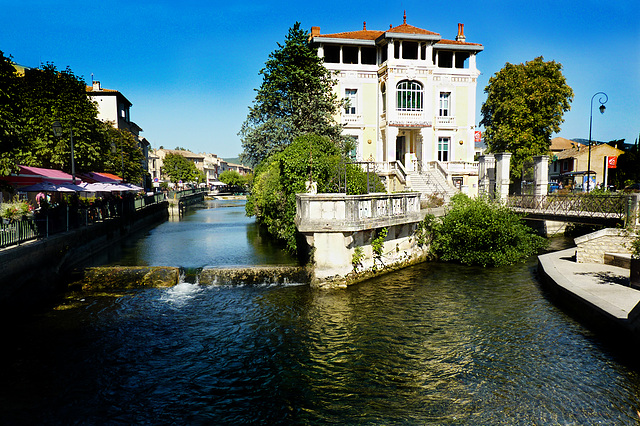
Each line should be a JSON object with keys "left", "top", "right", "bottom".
{"left": 478, "top": 154, "right": 495, "bottom": 198}
{"left": 494, "top": 153, "right": 512, "bottom": 201}
{"left": 533, "top": 155, "right": 549, "bottom": 198}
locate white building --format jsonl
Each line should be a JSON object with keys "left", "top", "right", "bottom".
{"left": 310, "top": 14, "right": 483, "bottom": 196}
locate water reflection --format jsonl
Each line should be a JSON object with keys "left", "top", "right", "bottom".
{"left": 107, "top": 199, "right": 296, "bottom": 268}
{"left": 4, "top": 209, "right": 640, "bottom": 424}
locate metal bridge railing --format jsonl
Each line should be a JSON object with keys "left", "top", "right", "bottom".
{"left": 506, "top": 194, "right": 626, "bottom": 220}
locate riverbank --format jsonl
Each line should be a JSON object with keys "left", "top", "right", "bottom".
{"left": 0, "top": 201, "right": 169, "bottom": 316}
{"left": 538, "top": 247, "right": 640, "bottom": 342}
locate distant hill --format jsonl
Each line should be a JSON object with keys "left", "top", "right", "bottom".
{"left": 222, "top": 157, "right": 249, "bottom": 166}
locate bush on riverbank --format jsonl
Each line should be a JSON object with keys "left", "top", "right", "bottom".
{"left": 246, "top": 134, "right": 385, "bottom": 254}
{"left": 425, "top": 193, "right": 547, "bottom": 267}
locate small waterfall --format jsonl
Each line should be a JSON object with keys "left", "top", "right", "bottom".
{"left": 199, "top": 266, "right": 312, "bottom": 287}
{"left": 72, "top": 265, "right": 310, "bottom": 291}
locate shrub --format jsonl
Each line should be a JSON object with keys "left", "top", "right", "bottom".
{"left": 246, "top": 133, "right": 385, "bottom": 254}
{"left": 429, "top": 194, "right": 547, "bottom": 267}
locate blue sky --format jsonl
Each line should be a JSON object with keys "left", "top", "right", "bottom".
{"left": 2, "top": 0, "right": 639, "bottom": 158}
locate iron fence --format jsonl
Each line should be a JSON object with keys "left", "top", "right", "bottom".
{"left": 0, "top": 189, "right": 202, "bottom": 249}
{"left": 506, "top": 194, "right": 626, "bottom": 220}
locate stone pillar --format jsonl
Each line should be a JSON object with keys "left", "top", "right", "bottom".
{"left": 387, "top": 127, "right": 399, "bottom": 167}
{"left": 533, "top": 155, "right": 549, "bottom": 198}
{"left": 494, "top": 152, "right": 512, "bottom": 201}
{"left": 478, "top": 154, "right": 495, "bottom": 197}
{"left": 626, "top": 193, "right": 640, "bottom": 229}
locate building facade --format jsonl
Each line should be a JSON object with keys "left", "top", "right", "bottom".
{"left": 549, "top": 142, "right": 623, "bottom": 190}
{"left": 86, "top": 81, "right": 150, "bottom": 183}
{"left": 310, "top": 15, "right": 483, "bottom": 193}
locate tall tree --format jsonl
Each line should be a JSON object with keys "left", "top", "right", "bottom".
{"left": 480, "top": 57, "right": 574, "bottom": 181}
{"left": 103, "top": 126, "right": 145, "bottom": 184}
{"left": 239, "top": 22, "right": 344, "bottom": 167}
{"left": 0, "top": 50, "right": 24, "bottom": 177}
{"left": 19, "top": 63, "right": 110, "bottom": 174}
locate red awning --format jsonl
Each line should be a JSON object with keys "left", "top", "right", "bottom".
{"left": 0, "top": 165, "right": 76, "bottom": 186}
{"left": 77, "top": 172, "right": 123, "bottom": 183}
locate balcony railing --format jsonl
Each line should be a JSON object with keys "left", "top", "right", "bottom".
{"left": 296, "top": 192, "right": 423, "bottom": 233}
{"left": 444, "top": 161, "right": 478, "bottom": 175}
{"left": 342, "top": 113, "right": 362, "bottom": 126}
{"left": 435, "top": 116, "right": 456, "bottom": 127}
{"left": 386, "top": 110, "right": 432, "bottom": 127}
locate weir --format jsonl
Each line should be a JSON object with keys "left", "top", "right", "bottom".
{"left": 71, "top": 266, "right": 312, "bottom": 290}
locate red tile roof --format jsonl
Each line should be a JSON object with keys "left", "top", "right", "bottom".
{"left": 313, "top": 21, "right": 481, "bottom": 47}
{"left": 314, "top": 29, "right": 383, "bottom": 40}
{"left": 386, "top": 23, "right": 439, "bottom": 36}
{"left": 86, "top": 86, "right": 119, "bottom": 93}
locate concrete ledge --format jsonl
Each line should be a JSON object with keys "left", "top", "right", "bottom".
{"left": 604, "top": 252, "right": 631, "bottom": 269}
{"left": 538, "top": 248, "right": 640, "bottom": 339}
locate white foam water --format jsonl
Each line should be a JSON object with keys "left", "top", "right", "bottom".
{"left": 161, "top": 276, "right": 203, "bottom": 305}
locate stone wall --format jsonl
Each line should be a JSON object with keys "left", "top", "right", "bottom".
{"left": 296, "top": 192, "right": 429, "bottom": 288}
{"left": 0, "top": 201, "right": 169, "bottom": 316}
{"left": 575, "top": 228, "right": 635, "bottom": 264}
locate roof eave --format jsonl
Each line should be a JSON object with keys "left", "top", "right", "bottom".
{"left": 379, "top": 32, "right": 441, "bottom": 43}
{"left": 311, "top": 36, "right": 377, "bottom": 46}
{"left": 435, "top": 42, "right": 484, "bottom": 52}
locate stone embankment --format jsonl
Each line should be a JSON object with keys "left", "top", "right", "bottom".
{"left": 295, "top": 192, "right": 435, "bottom": 288}
{"left": 538, "top": 228, "right": 640, "bottom": 342}
{"left": 0, "top": 202, "right": 168, "bottom": 315}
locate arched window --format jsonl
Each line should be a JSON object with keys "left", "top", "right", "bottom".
{"left": 396, "top": 80, "right": 423, "bottom": 111}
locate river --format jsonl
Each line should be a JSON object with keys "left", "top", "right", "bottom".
{"left": 2, "top": 199, "right": 640, "bottom": 424}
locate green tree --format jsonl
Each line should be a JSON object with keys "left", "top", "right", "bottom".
{"left": 161, "top": 152, "right": 200, "bottom": 183}
{"left": 0, "top": 53, "right": 147, "bottom": 185}
{"left": 239, "top": 22, "right": 344, "bottom": 167}
{"left": 19, "top": 63, "right": 111, "bottom": 174}
{"left": 246, "top": 134, "right": 384, "bottom": 254}
{"left": 426, "top": 194, "right": 547, "bottom": 267}
{"left": 0, "top": 50, "right": 24, "bottom": 177}
{"left": 103, "top": 127, "right": 145, "bottom": 184}
{"left": 219, "top": 170, "right": 245, "bottom": 187}
{"left": 615, "top": 139, "right": 640, "bottom": 188}
{"left": 480, "top": 56, "right": 574, "bottom": 182}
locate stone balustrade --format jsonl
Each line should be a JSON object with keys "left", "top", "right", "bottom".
{"left": 295, "top": 192, "right": 427, "bottom": 287}
{"left": 296, "top": 192, "right": 422, "bottom": 233}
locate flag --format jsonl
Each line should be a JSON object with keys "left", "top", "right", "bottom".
{"left": 474, "top": 131, "right": 482, "bottom": 143}
{"left": 607, "top": 156, "right": 617, "bottom": 169}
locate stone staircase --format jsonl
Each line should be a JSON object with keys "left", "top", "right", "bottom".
{"left": 407, "top": 170, "right": 459, "bottom": 202}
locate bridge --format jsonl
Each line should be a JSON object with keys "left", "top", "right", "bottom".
{"left": 506, "top": 193, "right": 637, "bottom": 227}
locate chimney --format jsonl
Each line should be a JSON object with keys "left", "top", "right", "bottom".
{"left": 456, "top": 23, "right": 466, "bottom": 42}
{"left": 92, "top": 80, "right": 101, "bottom": 91}
{"left": 363, "top": 21, "right": 366, "bottom": 31}
{"left": 311, "top": 26, "right": 320, "bottom": 37}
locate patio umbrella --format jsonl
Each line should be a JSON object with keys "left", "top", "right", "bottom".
{"left": 122, "top": 183, "right": 143, "bottom": 191}
{"left": 18, "top": 181, "right": 81, "bottom": 192}
{"left": 79, "top": 182, "right": 115, "bottom": 192}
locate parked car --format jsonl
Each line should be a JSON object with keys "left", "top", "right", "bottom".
{"left": 624, "top": 183, "right": 640, "bottom": 192}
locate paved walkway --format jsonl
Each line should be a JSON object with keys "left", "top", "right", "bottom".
{"left": 538, "top": 248, "right": 640, "bottom": 323}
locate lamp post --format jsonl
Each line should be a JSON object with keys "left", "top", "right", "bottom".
{"left": 586, "top": 92, "right": 608, "bottom": 192}
{"left": 52, "top": 121, "right": 75, "bottom": 184}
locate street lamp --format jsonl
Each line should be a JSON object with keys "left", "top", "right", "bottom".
{"left": 586, "top": 92, "right": 608, "bottom": 191}
{"left": 52, "top": 121, "right": 76, "bottom": 184}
